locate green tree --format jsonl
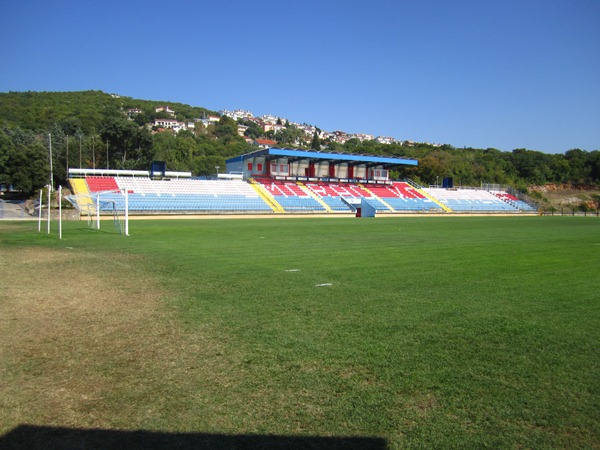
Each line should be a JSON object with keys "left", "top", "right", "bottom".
{"left": 214, "top": 116, "right": 238, "bottom": 143}
{"left": 310, "top": 131, "right": 321, "bottom": 150}
{"left": 240, "top": 120, "right": 263, "bottom": 139}
{"left": 564, "top": 149, "right": 590, "bottom": 184}
{"left": 99, "top": 116, "right": 142, "bottom": 169}
{"left": 0, "top": 126, "right": 49, "bottom": 193}
{"left": 274, "top": 125, "right": 304, "bottom": 146}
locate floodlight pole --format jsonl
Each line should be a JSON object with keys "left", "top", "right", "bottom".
{"left": 48, "top": 133, "right": 53, "bottom": 191}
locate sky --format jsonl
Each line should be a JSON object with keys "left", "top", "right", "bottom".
{"left": 1, "top": 0, "right": 599, "bottom": 153}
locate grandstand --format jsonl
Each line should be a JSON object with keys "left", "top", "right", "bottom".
{"left": 69, "top": 175, "right": 272, "bottom": 214}
{"left": 423, "top": 187, "right": 520, "bottom": 212}
{"left": 65, "top": 149, "right": 537, "bottom": 216}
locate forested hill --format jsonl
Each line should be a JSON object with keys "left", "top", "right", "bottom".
{"left": 0, "top": 90, "right": 599, "bottom": 198}
{"left": 0, "top": 91, "right": 216, "bottom": 133}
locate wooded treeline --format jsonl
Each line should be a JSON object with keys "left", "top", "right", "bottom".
{"left": 1, "top": 91, "right": 598, "bottom": 195}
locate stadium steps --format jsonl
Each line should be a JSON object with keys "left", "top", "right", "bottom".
{"left": 249, "top": 181, "right": 285, "bottom": 213}
{"left": 404, "top": 178, "right": 451, "bottom": 212}
{"left": 421, "top": 190, "right": 452, "bottom": 212}
{"left": 297, "top": 182, "right": 333, "bottom": 212}
{"left": 359, "top": 185, "right": 396, "bottom": 212}
{"left": 416, "top": 188, "right": 452, "bottom": 212}
{"left": 68, "top": 178, "right": 96, "bottom": 212}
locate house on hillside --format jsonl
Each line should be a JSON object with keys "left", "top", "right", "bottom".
{"left": 273, "top": 123, "right": 286, "bottom": 134}
{"left": 155, "top": 106, "right": 175, "bottom": 116}
{"left": 253, "top": 139, "right": 277, "bottom": 150}
{"left": 153, "top": 119, "right": 195, "bottom": 133}
{"left": 220, "top": 109, "right": 254, "bottom": 120}
{"left": 376, "top": 136, "right": 396, "bottom": 144}
{"left": 127, "top": 108, "right": 143, "bottom": 117}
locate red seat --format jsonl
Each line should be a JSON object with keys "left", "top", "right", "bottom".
{"left": 86, "top": 176, "right": 119, "bottom": 193}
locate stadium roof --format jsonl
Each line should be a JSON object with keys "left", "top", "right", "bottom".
{"left": 226, "top": 147, "right": 418, "bottom": 167}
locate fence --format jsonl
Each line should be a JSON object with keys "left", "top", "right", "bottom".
{"left": 541, "top": 207, "right": 600, "bottom": 217}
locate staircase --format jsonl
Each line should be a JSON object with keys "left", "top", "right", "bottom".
{"left": 297, "top": 182, "right": 333, "bottom": 212}
{"left": 359, "top": 185, "right": 396, "bottom": 212}
{"left": 248, "top": 178, "right": 285, "bottom": 213}
{"left": 405, "top": 179, "right": 451, "bottom": 212}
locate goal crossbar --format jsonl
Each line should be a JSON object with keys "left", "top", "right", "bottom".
{"left": 65, "top": 189, "right": 129, "bottom": 235}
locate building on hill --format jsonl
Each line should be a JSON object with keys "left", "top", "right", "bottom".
{"left": 155, "top": 106, "right": 175, "bottom": 116}
{"left": 376, "top": 136, "right": 396, "bottom": 144}
{"left": 153, "top": 119, "right": 195, "bottom": 133}
{"left": 220, "top": 109, "right": 254, "bottom": 120}
{"left": 253, "top": 139, "right": 278, "bottom": 150}
{"left": 127, "top": 108, "right": 143, "bottom": 117}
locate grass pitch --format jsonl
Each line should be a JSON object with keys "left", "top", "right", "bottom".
{"left": 1, "top": 216, "right": 599, "bottom": 449}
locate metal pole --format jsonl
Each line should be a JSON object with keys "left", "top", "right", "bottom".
{"left": 58, "top": 185, "right": 62, "bottom": 240}
{"left": 96, "top": 194, "right": 100, "bottom": 229}
{"left": 48, "top": 133, "right": 53, "bottom": 191}
{"left": 124, "top": 189, "right": 129, "bottom": 236}
{"left": 47, "top": 185, "right": 51, "bottom": 234}
{"left": 38, "top": 189, "right": 43, "bottom": 232}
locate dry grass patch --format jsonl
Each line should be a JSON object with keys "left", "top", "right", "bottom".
{"left": 0, "top": 246, "right": 235, "bottom": 435}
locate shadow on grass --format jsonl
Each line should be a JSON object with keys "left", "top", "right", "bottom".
{"left": 0, "top": 425, "right": 388, "bottom": 449}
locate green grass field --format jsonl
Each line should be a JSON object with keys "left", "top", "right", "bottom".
{"left": 1, "top": 216, "right": 599, "bottom": 449}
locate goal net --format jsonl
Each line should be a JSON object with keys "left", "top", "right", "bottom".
{"left": 65, "top": 189, "right": 129, "bottom": 235}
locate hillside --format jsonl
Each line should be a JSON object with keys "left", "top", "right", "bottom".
{"left": 529, "top": 184, "right": 600, "bottom": 211}
{"left": 0, "top": 91, "right": 599, "bottom": 202}
{"left": 0, "top": 91, "right": 216, "bottom": 134}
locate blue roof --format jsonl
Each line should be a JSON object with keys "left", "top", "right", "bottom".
{"left": 226, "top": 147, "right": 418, "bottom": 166}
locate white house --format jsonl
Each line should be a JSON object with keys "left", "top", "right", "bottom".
{"left": 155, "top": 106, "right": 175, "bottom": 116}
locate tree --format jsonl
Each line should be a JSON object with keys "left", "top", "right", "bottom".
{"left": 310, "top": 131, "right": 321, "bottom": 150}
{"left": 241, "top": 120, "right": 263, "bottom": 139}
{"left": 0, "top": 126, "right": 49, "bottom": 194}
{"left": 0, "top": 129, "right": 14, "bottom": 187}
{"left": 215, "top": 116, "right": 238, "bottom": 143}
{"left": 99, "top": 116, "right": 142, "bottom": 169}
{"left": 564, "top": 149, "right": 590, "bottom": 184}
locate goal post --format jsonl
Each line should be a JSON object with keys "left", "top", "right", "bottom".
{"left": 65, "top": 189, "right": 129, "bottom": 236}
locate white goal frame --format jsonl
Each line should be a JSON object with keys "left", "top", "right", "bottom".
{"left": 65, "top": 189, "right": 129, "bottom": 236}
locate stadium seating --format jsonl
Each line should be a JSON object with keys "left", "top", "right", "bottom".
{"left": 302, "top": 182, "right": 364, "bottom": 212}
{"left": 424, "top": 188, "right": 520, "bottom": 212}
{"left": 369, "top": 182, "right": 442, "bottom": 211}
{"left": 86, "top": 176, "right": 119, "bottom": 192}
{"left": 68, "top": 178, "right": 95, "bottom": 212}
{"left": 254, "top": 179, "right": 325, "bottom": 212}
{"left": 494, "top": 192, "right": 537, "bottom": 211}
{"left": 70, "top": 176, "right": 536, "bottom": 214}
{"left": 79, "top": 177, "right": 272, "bottom": 213}
{"left": 254, "top": 179, "right": 444, "bottom": 213}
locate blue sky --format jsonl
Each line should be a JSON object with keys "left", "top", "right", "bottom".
{"left": 1, "top": 0, "right": 599, "bottom": 153}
